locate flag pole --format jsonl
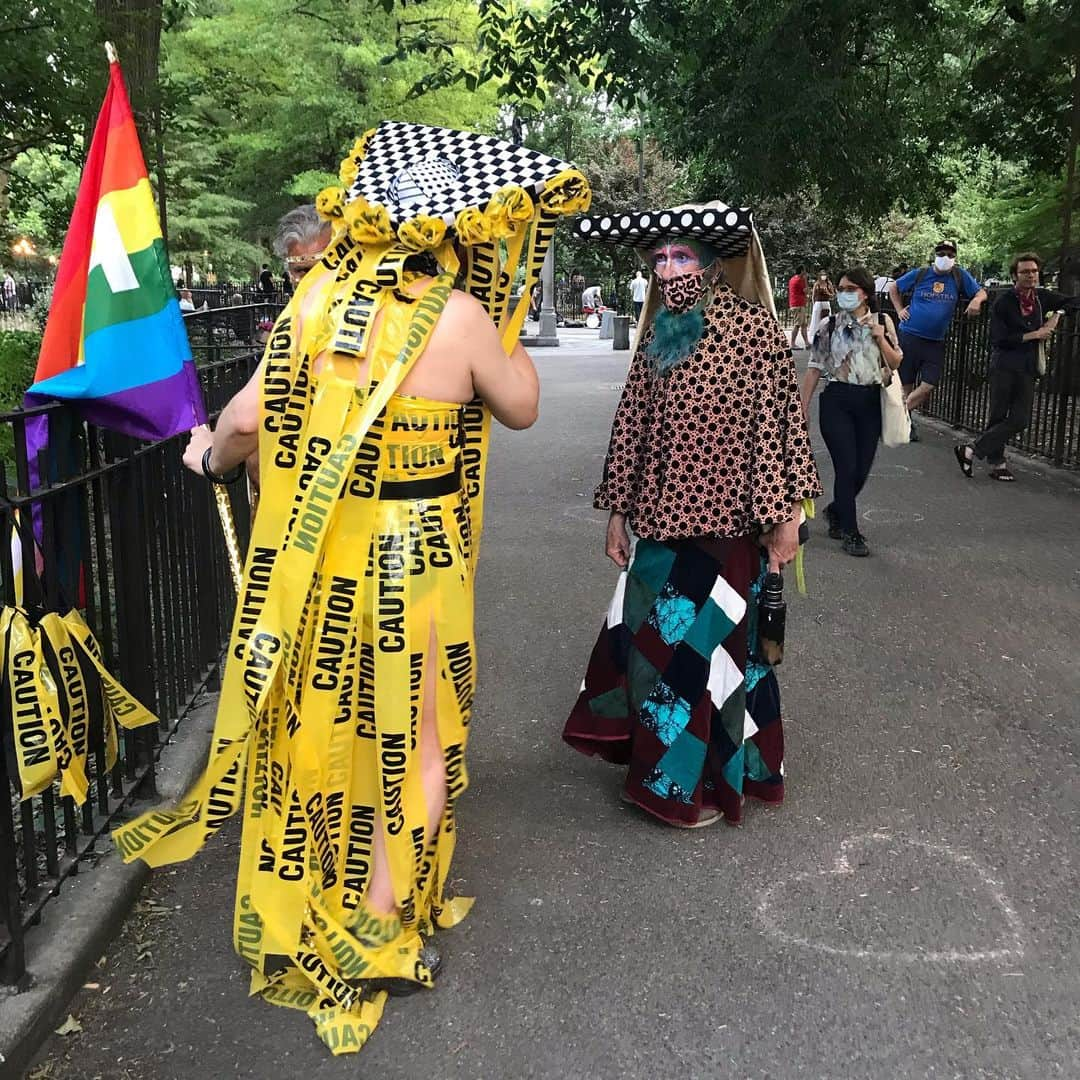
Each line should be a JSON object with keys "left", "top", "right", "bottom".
{"left": 214, "top": 483, "right": 244, "bottom": 594}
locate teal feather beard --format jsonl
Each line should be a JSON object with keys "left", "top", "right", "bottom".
{"left": 645, "top": 306, "right": 706, "bottom": 374}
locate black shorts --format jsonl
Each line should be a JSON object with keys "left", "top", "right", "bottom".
{"left": 898, "top": 332, "right": 944, "bottom": 387}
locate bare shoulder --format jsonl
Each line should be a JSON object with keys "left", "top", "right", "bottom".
{"left": 439, "top": 289, "right": 494, "bottom": 329}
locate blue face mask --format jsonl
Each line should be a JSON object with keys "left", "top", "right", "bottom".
{"left": 836, "top": 290, "right": 862, "bottom": 311}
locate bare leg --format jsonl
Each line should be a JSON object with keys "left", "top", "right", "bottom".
{"left": 365, "top": 621, "right": 447, "bottom": 916}
{"left": 906, "top": 382, "right": 934, "bottom": 412}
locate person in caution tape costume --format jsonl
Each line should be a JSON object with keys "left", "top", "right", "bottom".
{"left": 113, "top": 122, "right": 590, "bottom": 1055}
{"left": 563, "top": 203, "right": 822, "bottom": 829}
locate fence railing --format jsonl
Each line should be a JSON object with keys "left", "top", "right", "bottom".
{"left": 780, "top": 288, "right": 1080, "bottom": 470}
{"left": 186, "top": 284, "right": 290, "bottom": 310}
{"left": 0, "top": 312, "right": 278, "bottom": 985}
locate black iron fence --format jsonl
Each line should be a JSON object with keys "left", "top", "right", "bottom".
{"left": 780, "top": 288, "right": 1080, "bottom": 469}
{"left": 0, "top": 308, "right": 279, "bottom": 986}
{"left": 183, "top": 301, "right": 280, "bottom": 361}
{"left": 186, "top": 284, "right": 290, "bottom": 310}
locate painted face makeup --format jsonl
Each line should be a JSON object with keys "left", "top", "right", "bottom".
{"left": 649, "top": 242, "right": 704, "bottom": 280}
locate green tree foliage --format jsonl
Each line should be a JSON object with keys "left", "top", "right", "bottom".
{"left": 0, "top": 3, "right": 100, "bottom": 166}
{"left": 160, "top": 0, "right": 499, "bottom": 272}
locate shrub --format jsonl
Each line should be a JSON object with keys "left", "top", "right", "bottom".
{"left": 0, "top": 330, "right": 42, "bottom": 469}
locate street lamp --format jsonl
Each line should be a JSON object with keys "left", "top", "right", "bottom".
{"left": 12, "top": 238, "right": 36, "bottom": 273}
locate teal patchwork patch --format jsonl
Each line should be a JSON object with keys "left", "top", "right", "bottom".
{"left": 629, "top": 539, "right": 677, "bottom": 594}
{"left": 683, "top": 597, "right": 736, "bottom": 660}
{"left": 721, "top": 743, "right": 746, "bottom": 794}
{"left": 655, "top": 731, "right": 707, "bottom": 795}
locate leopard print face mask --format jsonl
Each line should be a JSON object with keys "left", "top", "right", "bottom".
{"left": 656, "top": 266, "right": 712, "bottom": 314}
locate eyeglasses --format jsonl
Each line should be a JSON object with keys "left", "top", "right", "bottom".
{"left": 1016, "top": 267, "right": 1040, "bottom": 274}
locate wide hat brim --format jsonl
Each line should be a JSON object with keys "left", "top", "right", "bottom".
{"left": 574, "top": 200, "right": 754, "bottom": 256}
{"left": 349, "top": 121, "right": 576, "bottom": 228}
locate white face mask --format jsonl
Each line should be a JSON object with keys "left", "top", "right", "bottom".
{"left": 934, "top": 255, "right": 955, "bottom": 272}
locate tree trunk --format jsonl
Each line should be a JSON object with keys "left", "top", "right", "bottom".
{"left": 153, "top": 104, "right": 168, "bottom": 245}
{"left": 94, "top": 0, "right": 166, "bottom": 227}
{"left": 1059, "top": 54, "right": 1079, "bottom": 290}
{"left": 94, "top": 0, "right": 163, "bottom": 125}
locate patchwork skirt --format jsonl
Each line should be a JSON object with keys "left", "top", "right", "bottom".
{"left": 563, "top": 535, "right": 784, "bottom": 827}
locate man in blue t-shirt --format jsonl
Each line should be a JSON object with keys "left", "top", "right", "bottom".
{"left": 887, "top": 240, "right": 987, "bottom": 430}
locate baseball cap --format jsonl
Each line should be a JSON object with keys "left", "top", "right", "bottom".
{"left": 934, "top": 240, "right": 958, "bottom": 255}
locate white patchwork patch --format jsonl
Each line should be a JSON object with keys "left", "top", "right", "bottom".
{"left": 708, "top": 571, "right": 747, "bottom": 627}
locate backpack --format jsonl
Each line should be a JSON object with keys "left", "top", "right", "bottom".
{"left": 901, "top": 265, "right": 967, "bottom": 306}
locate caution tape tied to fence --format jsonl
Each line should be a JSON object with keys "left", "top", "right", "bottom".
{"left": 4, "top": 605, "right": 157, "bottom": 802}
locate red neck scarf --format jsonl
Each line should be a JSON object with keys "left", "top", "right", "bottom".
{"left": 1015, "top": 285, "right": 1037, "bottom": 317}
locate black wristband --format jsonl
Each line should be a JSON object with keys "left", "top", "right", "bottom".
{"left": 202, "top": 446, "right": 244, "bottom": 485}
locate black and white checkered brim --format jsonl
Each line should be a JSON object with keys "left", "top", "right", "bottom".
{"left": 349, "top": 121, "right": 573, "bottom": 227}
{"left": 574, "top": 205, "right": 754, "bottom": 255}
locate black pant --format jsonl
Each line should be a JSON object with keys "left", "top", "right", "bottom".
{"left": 972, "top": 367, "right": 1035, "bottom": 465}
{"left": 633, "top": 301, "right": 643, "bottom": 320}
{"left": 819, "top": 382, "right": 881, "bottom": 535}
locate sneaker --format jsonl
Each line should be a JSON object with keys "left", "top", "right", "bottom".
{"left": 824, "top": 503, "right": 843, "bottom": 540}
{"left": 842, "top": 531, "right": 869, "bottom": 557}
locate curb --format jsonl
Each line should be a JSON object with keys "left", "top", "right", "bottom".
{"left": 0, "top": 696, "right": 218, "bottom": 1080}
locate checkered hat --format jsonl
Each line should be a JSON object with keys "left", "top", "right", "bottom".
{"left": 348, "top": 121, "right": 576, "bottom": 227}
{"left": 574, "top": 200, "right": 754, "bottom": 256}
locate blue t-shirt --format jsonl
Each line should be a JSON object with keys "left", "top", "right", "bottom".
{"left": 896, "top": 265, "right": 981, "bottom": 342}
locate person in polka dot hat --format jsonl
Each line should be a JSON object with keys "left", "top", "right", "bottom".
{"left": 564, "top": 202, "right": 822, "bottom": 829}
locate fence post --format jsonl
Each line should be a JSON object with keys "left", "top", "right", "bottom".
{"left": 1051, "top": 310, "right": 1077, "bottom": 466}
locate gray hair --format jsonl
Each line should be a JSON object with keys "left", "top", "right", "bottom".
{"left": 272, "top": 204, "right": 330, "bottom": 258}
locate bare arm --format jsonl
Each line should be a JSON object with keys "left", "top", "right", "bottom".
{"left": 799, "top": 367, "right": 822, "bottom": 418}
{"left": 965, "top": 287, "right": 989, "bottom": 315}
{"left": 887, "top": 281, "right": 907, "bottom": 320}
{"left": 461, "top": 295, "right": 539, "bottom": 429}
{"left": 182, "top": 360, "right": 262, "bottom": 477}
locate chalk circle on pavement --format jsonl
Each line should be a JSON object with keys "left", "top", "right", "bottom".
{"left": 755, "top": 832, "right": 1025, "bottom": 965}
{"left": 862, "top": 508, "right": 925, "bottom": 525}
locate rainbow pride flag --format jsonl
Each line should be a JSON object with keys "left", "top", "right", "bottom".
{"left": 27, "top": 54, "right": 205, "bottom": 438}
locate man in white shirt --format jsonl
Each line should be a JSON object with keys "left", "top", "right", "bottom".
{"left": 630, "top": 269, "right": 647, "bottom": 319}
{"left": 582, "top": 283, "right": 603, "bottom": 310}
{"left": 178, "top": 288, "right": 196, "bottom": 313}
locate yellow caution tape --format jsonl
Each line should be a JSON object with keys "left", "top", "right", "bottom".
{"left": 111, "top": 166, "right": 588, "bottom": 1055}
{"left": 4, "top": 604, "right": 159, "bottom": 803}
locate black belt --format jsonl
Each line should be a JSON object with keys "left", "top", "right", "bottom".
{"left": 379, "top": 466, "right": 461, "bottom": 501}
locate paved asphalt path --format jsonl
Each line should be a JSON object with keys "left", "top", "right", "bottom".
{"left": 30, "top": 331, "right": 1080, "bottom": 1079}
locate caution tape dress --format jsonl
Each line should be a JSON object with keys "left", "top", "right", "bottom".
{"left": 114, "top": 279, "right": 481, "bottom": 1054}
{"left": 113, "top": 121, "right": 591, "bottom": 1054}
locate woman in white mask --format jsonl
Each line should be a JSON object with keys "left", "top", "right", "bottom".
{"left": 800, "top": 266, "right": 903, "bottom": 557}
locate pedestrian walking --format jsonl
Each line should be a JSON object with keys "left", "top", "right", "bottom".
{"left": 257, "top": 262, "right": 275, "bottom": 293}
{"left": 2, "top": 271, "right": 16, "bottom": 313}
{"left": 887, "top": 241, "right": 986, "bottom": 439}
{"left": 788, "top": 265, "right": 810, "bottom": 348}
{"left": 800, "top": 266, "right": 903, "bottom": 557}
{"left": 114, "top": 120, "right": 588, "bottom": 1055}
{"left": 808, "top": 269, "right": 835, "bottom": 340}
{"left": 564, "top": 200, "right": 821, "bottom": 829}
{"left": 955, "top": 252, "right": 1080, "bottom": 482}
{"left": 630, "top": 268, "right": 647, "bottom": 320}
